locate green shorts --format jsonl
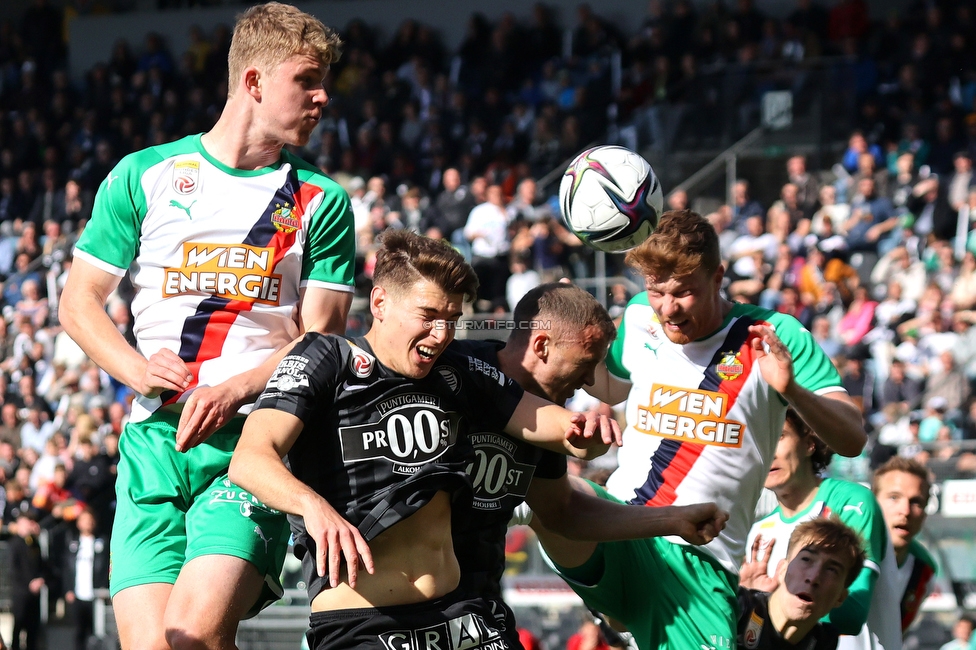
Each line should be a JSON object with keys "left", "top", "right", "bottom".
{"left": 111, "top": 409, "right": 289, "bottom": 616}
{"left": 548, "top": 484, "right": 738, "bottom": 650}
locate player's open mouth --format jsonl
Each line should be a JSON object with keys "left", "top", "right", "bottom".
{"left": 796, "top": 592, "right": 813, "bottom": 603}
{"left": 417, "top": 346, "right": 437, "bottom": 361}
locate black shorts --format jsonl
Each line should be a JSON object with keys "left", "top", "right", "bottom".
{"left": 306, "top": 590, "right": 518, "bottom": 650}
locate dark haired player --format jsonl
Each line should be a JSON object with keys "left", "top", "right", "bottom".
{"left": 451, "top": 282, "right": 727, "bottom": 636}
{"left": 229, "top": 231, "right": 620, "bottom": 650}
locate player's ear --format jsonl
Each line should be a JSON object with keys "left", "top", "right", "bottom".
{"left": 370, "top": 285, "right": 387, "bottom": 321}
{"left": 833, "top": 587, "right": 849, "bottom": 609}
{"left": 531, "top": 331, "right": 551, "bottom": 360}
{"left": 774, "top": 557, "right": 788, "bottom": 582}
{"left": 713, "top": 264, "right": 726, "bottom": 288}
{"left": 242, "top": 66, "right": 262, "bottom": 99}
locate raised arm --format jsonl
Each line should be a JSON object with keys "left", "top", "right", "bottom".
{"left": 528, "top": 477, "right": 725, "bottom": 569}
{"left": 749, "top": 324, "right": 866, "bottom": 456}
{"left": 528, "top": 475, "right": 726, "bottom": 544}
{"left": 229, "top": 407, "right": 372, "bottom": 587}
{"left": 504, "top": 392, "right": 621, "bottom": 459}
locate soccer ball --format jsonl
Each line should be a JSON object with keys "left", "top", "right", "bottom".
{"left": 558, "top": 145, "right": 664, "bottom": 253}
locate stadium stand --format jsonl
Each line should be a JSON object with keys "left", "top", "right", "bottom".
{"left": 1, "top": 0, "right": 975, "bottom": 648}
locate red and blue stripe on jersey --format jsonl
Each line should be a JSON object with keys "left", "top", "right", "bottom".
{"left": 160, "top": 173, "right": 322, "bottom": 406}
{"left": 631, "top": 316, "right": 768, "bottom": 507}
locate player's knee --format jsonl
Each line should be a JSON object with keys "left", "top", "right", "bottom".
{"left": 164, "top": 624, "right": 221, "bottom": 650}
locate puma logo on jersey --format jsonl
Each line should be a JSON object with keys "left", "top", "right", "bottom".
{"left": 644, "top": 341, "right": 661, "bottom": 357}
{"left": 106, "top": 173, "right": 119, "bottom": 189}
{"left": 843, "top": 502, "right": 864, "bottom": 515}
{"left": 170, "top": 199, "right": 196, "bottom": 219}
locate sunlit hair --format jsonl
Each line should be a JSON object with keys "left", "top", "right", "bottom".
{"left": 783, "top": 408, "right": 834, "bottom": 476}
{"left": 872, "top": 456, "right": 932, "bottom": 501}
{"left": 228, "top": 2, "right": 342, "bottom": 95}
{"left": 373, "top": 230, "right": 479, "bottom": 302}
{"left": 510, "top": 282, "right": 616, "bottom": 346}
{"left": 787, "top": 519, "right": 866, "bottom": 587}
{"left": 624, "top": 209, "right": 721, "bottom": 281}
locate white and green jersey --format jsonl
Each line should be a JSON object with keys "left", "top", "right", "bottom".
{"left": 74, "top": 134, "right": 355, "bottom": 422}
{"left": 747, "top": 478, "right": 887, "bottom": 578}
{"left": 604, "top": 297, "right": 844, "bottom": 574}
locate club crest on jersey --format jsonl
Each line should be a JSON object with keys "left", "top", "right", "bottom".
{"left": 743, "top": 611, "right": 763, "bottom": 649}
{"left": 272, "top": 202, "right": 301, "bottom": 234}
{"left": 438, "top": 366, "right": 461, "bottom": 393}
{"left": 349, "top": 344, "right": 375, "bottom": 378}
{"left": 716, "top": 351, "right": 744, "bottom": 381}
{"left": 173, "top": 160, "right": 200, "bottom": 195}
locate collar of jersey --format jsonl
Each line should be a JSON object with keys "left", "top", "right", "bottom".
{"left": 194, "top": 133, "right": 285, "bottom": 177}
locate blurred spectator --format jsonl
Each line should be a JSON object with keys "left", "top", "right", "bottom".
{"left": 62, "top": 509, "right": 109, "bottom": 650}
{"left": 565, "top": 619, "right": 610, "bottom": 650}
{"left": 922, "top": 350, "right": 970, "bottom": 414}
{"left": 786, "top": 154, "right": 821, "bottom": 212}
{"left": 464, "top": 184, "right": 511, "bottom": 311}
{"left": 947, "top": 152, "right": 972, "bottom": 213}
{"left": 8, "top": 511, "right": 48, "bottom": 650}
{"left": 730, "top": 179, "right": 764, "bottom": 233}
{"left": 938, "top": 615, "right": 974, "bottom": 650}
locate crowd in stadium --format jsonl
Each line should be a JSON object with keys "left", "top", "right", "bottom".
{"left": 1, "top": 0, "right": 976, "bottom": 648}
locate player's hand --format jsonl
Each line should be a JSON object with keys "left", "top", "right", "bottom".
{"left": 674, "top": 503, "right": 728, "bottom": 545}
{"left": 739, "top": 535, "right": 780, "bottom": 592}
{"left": 302, "top": 495, "right": 374, "bottom": 589}
{"left": 140, "top": 348, "right": 192, "bottom": 398}
{"left": 175, "top": 383, "right": 245, "bottom": 452}
{"left": 569, "top": 410, "right": 622, "bottom": 446}
{"left": 748, "top": 325, "right": 795, "bottom": 395}
{"left": 565, "top": 411, "right": 621, "bottom": 458}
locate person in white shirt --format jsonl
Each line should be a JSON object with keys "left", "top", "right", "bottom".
{"left": 464, "top": 184, "right": 511, "bottom": 311}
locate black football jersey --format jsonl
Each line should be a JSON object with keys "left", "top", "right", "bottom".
{"left": 737, "top": 589, "right": 839, "bottom": 650}
{"left": 448, "top": 339, "right": 568, "bottom": 600}
{"left": 253, "top": 334, "right": 523, "bottom": 599}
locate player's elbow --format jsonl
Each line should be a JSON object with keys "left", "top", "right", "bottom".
{"left": 832, "top": 426, "right": 868, "bottom": 457}
{"left": 227, "top": 451, "right": 251, "bottom": 491}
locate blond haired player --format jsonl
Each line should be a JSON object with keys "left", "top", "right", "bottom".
{"left": 59, "top": 4, "right": 353, "bottom": 649}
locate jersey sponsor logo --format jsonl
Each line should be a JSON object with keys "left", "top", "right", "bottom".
{"left": 271, "top": 201, "right": 301, "bottom": 234}
{"left": 378, "top": 613, "right": 505, "bottom": 650}
{"left": 268, "top": 355, "right": 311, "bottom": 392}
{"left": 466, "top": 433, "right": 536, "bottom": 509}
{"left": 349, "top": 344, "right": 375, "bottom": 378}
{"left": 163, "top": 242, "right": 282, "bottom": 305}
{"left": 173, "top": 160, "right": 200, "bottom": 195}
{"left": 438, "top": 366, "right": 461, "bottom": 393}
{"left": 743, "top": 611, "right": 763, "bottom": 649}
{"left": 634, "top": 384, "right": 745, "bottom": 447}
{"left": 339, "top": 403, "right": 461, "bottom": 469}
{"left": 716, "top": 351, "right": 744, "bottom": 381}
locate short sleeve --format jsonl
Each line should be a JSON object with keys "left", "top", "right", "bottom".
{"left": 770, "top": 312, "right": 843, "bottom": 394}
{"left": 253, "top": 332, "right": 341, "bottom": 422}
{"left": 295, "top": 165, "right": 355, "bottom": 291}
{"left": 73, "top": 150, "right": 159, "bottom": 274}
